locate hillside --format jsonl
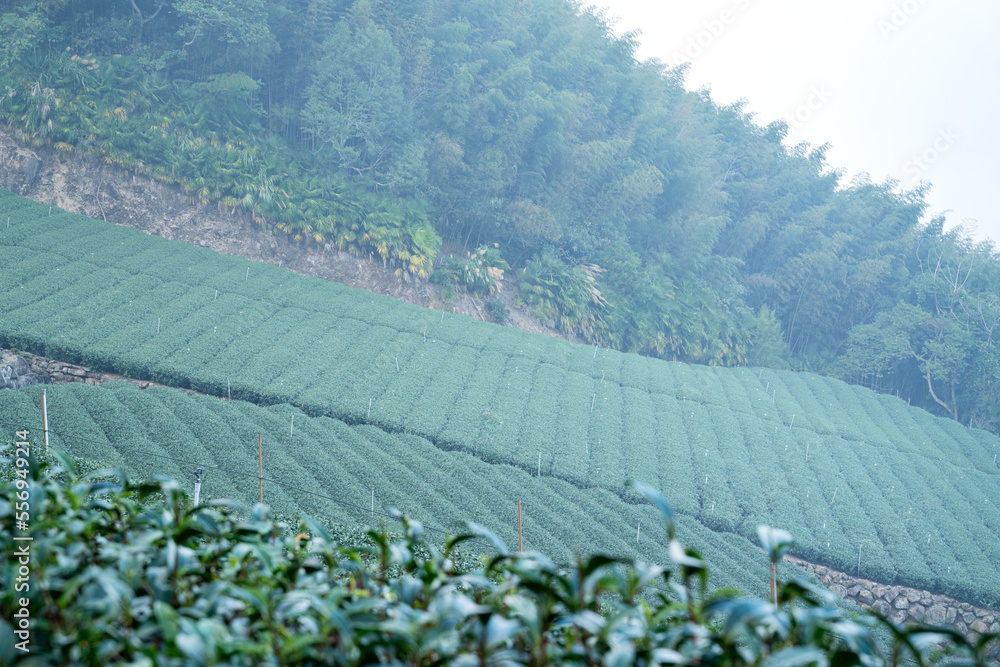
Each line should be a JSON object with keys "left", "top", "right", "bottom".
{"left": 2, "top": 190, "right": 999, "bottom": 609}
{"left": 0, "top": 380, "right": 792, "bottom": 599}
{"left": 4, "top": 0, "right": 1000, "bottom": 430}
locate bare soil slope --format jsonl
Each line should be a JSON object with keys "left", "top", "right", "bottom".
{"left": 0, "top": 130, "right": 568, "bottom": 340}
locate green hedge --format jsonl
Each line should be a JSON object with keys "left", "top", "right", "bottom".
{"left": 2, "top": 189, "right": 1000, "bottom": 607}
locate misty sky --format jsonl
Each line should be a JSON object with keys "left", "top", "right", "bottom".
{"left": 598, "top": 0, "right": 1000, "bottom": 245}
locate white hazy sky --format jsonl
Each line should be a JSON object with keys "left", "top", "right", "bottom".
{"left": 597, "top": 0, "right": 1000, "bottom": 244}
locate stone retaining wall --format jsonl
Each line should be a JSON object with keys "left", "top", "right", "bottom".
{"left": 21, "top": 351, "right": 155, "bottom": 389}
{"left": 789, "top": 556, "right": 999, "bottom": 660}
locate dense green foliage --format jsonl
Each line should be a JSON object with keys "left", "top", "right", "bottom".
{"left": 0, "top": 381, "right": 797, "bottom": 601}
{"left": 3, "top": 0, "right": 1000, "bottom": 427}
{"left": 2, "top": 196, "right": 1000, "bottom": 606}
{"left": 2, "top": 459, "right": 994, "bottom": 665}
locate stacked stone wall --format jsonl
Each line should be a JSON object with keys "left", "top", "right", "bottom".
{"left": 789, "top": 556, "right": 999, "bottom": 661}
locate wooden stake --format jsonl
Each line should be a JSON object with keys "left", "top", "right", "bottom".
{"left": 518, "top": 499, "right": 522, "bottom": 552}
{"left": 40, "top": 390, "right": 50, "bottom": 454}
{"left": 258, "top": 434, "right": 263, "bottom": 505}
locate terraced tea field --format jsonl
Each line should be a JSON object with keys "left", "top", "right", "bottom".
{"left": 1, "top": 189, "right": 999, "bottom": 607}
{"left": 0, "top": 381, "right": 781, "bottom": 598}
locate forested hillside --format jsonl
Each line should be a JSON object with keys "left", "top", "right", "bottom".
{"left": 2, "top": 0, "right": 999, "bottom": 429}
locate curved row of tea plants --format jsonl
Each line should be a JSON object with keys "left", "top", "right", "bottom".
{"left": 0, "top": 380, "right": 785, "bottom": 599}
{"left": 1, "top": 191, "right": 999, "bottom": 607}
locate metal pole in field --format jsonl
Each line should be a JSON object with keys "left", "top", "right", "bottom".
{"left": 193, "top": 468, "right": 203, "bottom": 507}
{"left": 518, "top": 499, "right": 522, "bottom": 553}
{"left": 290, "top": 414, "right": 294, "bottom": 437}
{"left": 258, "top": 434, "right": 263, "bottom": 505}
{"left": 40, "top": 390, "right": 50, "bottom": 454}
{"left": 371, "top": 488, "right": 374, "bottom": 518}
{"left": 857, "top": 543, "right": 862, "bottom": 577}
{"left": 636, "top": 520, "right": 640, "bottom": 545}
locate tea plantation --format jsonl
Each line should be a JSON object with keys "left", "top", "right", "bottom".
{"left": 0, "top": 381, "right": 785, "bottom": 599}
{"left": 2, "top": 189, "right": 1000, "bottom": 607}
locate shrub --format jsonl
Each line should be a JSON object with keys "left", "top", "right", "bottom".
{"left": 486, "top": 297, "right": 507, "bottom": 324}
{"left": 0, "top": 461, "right": 993, "bottom": 666}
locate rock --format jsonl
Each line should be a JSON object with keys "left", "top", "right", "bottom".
{"left": 893, "top": 596, "right": 909, "bottom": 610}
{"left": 906, "top": 590, "right": 922, "bottom": 603}
{"left": 831, "top": 585, "right": 848, "bottom": 598}
{"left": 891, "top": 610, "right": 909, "bottom": 626}
{"left": 0, "top": 351, "right": 51, "bottom": 390}
{"left": 909, "top": 605, "right": 925, "bottom": 623}
{"left": 971, "top": 620, "right": 988, "bottom": 634}
{"left": 847, "top": 585, "right": 862, "bottom": 597}
{"left": 926, "top": 605, "right": 948, "bottom": 626}
{"left": 883, "top": 587, "right": 899, "bottom": 603}
{"left": 946, "top": 607, "right": 957, "bottom": 624}
{"left": 965, "top": 613, "right": 977, "bottom": 625}
{"left": 859, "top": 589, "right": 874, "bottom": 606}
{"left": 65, "top": 367, "right": 87, "bottom": 376}
{"left": 21, "top": 154, "right": 41, "bottom": 187}
{"left": 991, "top": 623, "right": 1000, "bottom": 634}
{"left": 956, "top": 621, "right": 968, "bottom": 635}
{"left": 873, "top": 600, "right": 892, "bottom": 616}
